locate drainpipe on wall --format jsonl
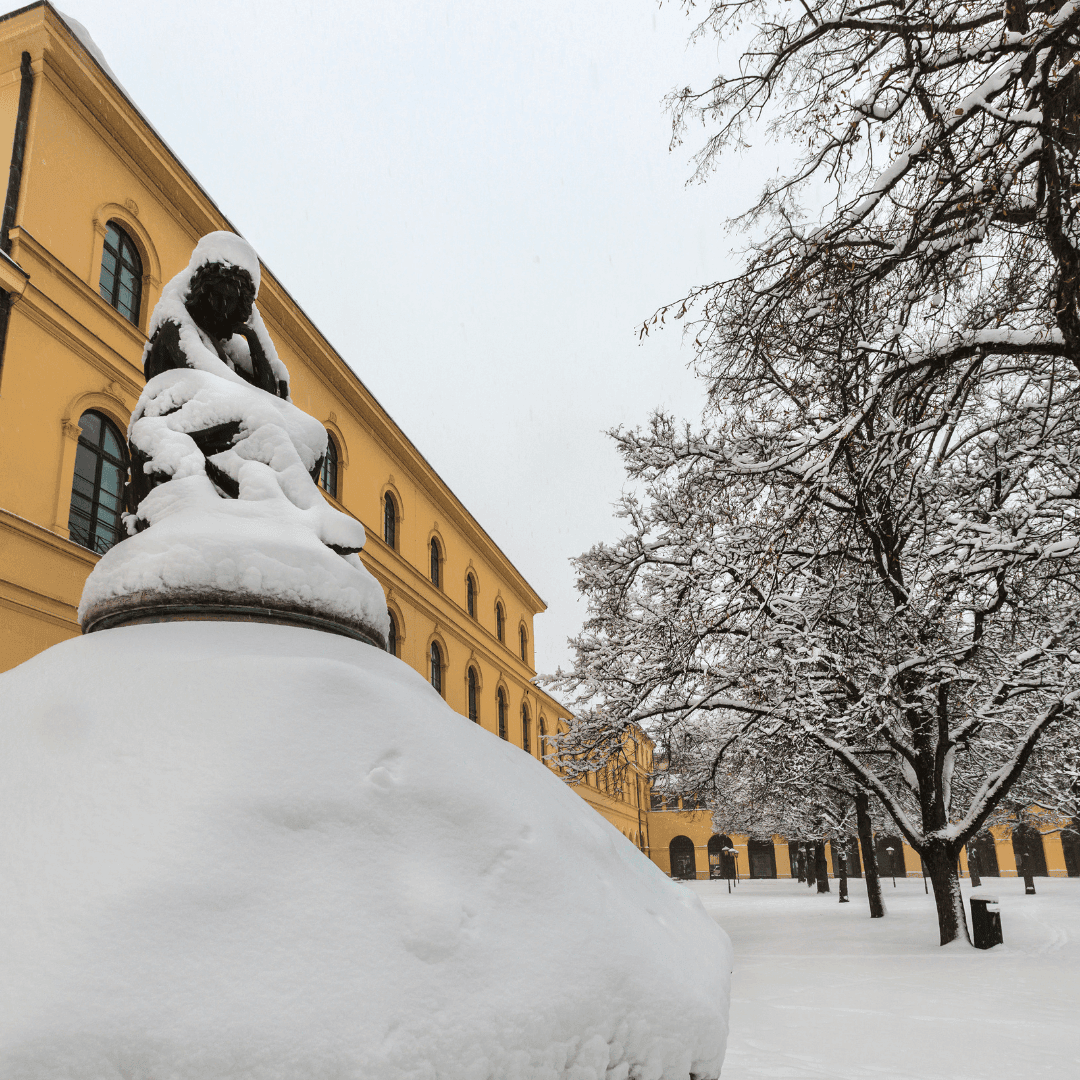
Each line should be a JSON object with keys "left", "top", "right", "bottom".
{"left": 0, "top": 51, "right": 35, "bottom": 388}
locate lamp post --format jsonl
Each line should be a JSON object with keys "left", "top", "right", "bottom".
{"left": 885, "top": 846, "right": 897, "bottom": 888}
{"left": 723, "top": 846, "right": 739, "bottom": 892}
{"left": 1017, "top": 850, "right": 1037, "bottom": 895}
{"left": 838, "top": 850, "right": 849, "bottom": 903}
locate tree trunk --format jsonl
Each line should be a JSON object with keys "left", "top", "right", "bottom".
{"left": 804, "top": 844, "right": 816, "bottom": 887}
{"left": 854, "top": 790, "right": 886, "bottom": 918}
{"left": 814, "top": 841, "right": 830, "bottom": 893}
{"left": 796, "top": 846, "right": 806, "bottom": 883}
{"left": 924, "top": 840, "right": 970, "bottom": 946}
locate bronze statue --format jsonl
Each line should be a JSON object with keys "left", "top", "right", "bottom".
{"left": 144, "top": 259, "right": 286, "bottom": 399}
{"left": 81, "top": 231, "right": 387, "bottom": 648}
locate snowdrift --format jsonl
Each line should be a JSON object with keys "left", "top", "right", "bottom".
{"left": 0, "top": 622, "right": 731, "bottom": 1079}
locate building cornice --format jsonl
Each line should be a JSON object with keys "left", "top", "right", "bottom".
{"left": 6, "top": 2, "right": 547, "bottom": 618}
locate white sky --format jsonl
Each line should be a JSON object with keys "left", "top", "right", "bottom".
{"left": 61, "top": 0, "right": 780, "bottom": 674}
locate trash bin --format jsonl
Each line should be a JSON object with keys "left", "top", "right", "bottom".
{"left": 970, "top": 895, "right": 1002, "bottom": 949}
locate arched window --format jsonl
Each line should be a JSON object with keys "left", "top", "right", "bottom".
{"left": 967, "top": 830, "right": 1000, "bottom": 878}
{"left": 466, "top": 573, "right": 477, "bottom": 618}
{"left": 1062, "top": 818, "right": 1080, "bottom": 877}
{"left": 874, "top": 835, "right": 906, "bottom": 880}
{"left": 497, "top": 687, "right": 507, "bottom": 740}
{"left": 669, "top": 835, "right": 696, "bottom": 880}
{"left": 495, "top": 601, "right": 505, "bottom": 642}
{"left": 99, "top": 221, "right": 142, "bottom": 324}
{"left": 539, "top": 716, "right": 547, "bottom": 756}
{"left": 319, "top": 433, "right": 339, "bottom": 499}
{"left": 747, "top": 838, "right": 777, "bottom": 879}
{"left": 430, "top": 641, "right": 443, "bottom": 695}
{"left": 519, "top": 625, "right": 528, "bottom": 663}
{"left": 1012, "top": 823, "right": 1048, "bottom": 877}
{"left": 708, "top": 835, "right": 736, "bottom": 879}
{"left": 68, "top": 410, "right": 128, "bottom": 554}
{"left": 830, "top": 837, "right": 862, "bottom": 878}
{"left": 521, "top": 703, "right": 531, "bottom": 753}
{"left": 430, "top": 538, "right": 441, "bottom": 587}
{"left": 383, "top": 492, "right": 396, "bottom": 549}
{"left": 467, "top": 666, "right": 479, "bottom": 722}
{"left": 386, "top": 609, "right": 398, "bottom": 657}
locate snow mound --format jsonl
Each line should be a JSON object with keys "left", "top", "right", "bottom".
{"left": 0, "top": 623, "right": 732, "bottom": 1080}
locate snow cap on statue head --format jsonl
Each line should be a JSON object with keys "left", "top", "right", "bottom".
{"left": 186, "top": 231, "right": 261, "bottom": 296}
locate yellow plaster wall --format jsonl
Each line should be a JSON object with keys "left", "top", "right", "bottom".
{"left": 0, "top": 5, "right": 655, "bottom": 838}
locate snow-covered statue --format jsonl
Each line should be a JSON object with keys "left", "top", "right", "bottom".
{"left": 78, "top": 232, "right": 388, "bottom": 648}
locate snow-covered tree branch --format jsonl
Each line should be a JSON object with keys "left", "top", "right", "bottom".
{"left": 549, "top": 0, "right": 1080, "bottom": 945}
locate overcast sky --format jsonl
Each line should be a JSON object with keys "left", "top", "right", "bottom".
{"left": 62, "top": 0, "right": 779, "bottom": 674}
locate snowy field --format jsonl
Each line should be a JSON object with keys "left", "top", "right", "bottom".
{"left": 686, "top": 876, "right": 1079, "bottom": 1080}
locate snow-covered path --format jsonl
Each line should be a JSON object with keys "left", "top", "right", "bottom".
{"left": 686, "top": 877, "right": 1079, "bottom": 1080}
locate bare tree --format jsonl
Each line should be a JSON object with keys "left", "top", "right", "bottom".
{"left": 550, "top": 0, "right": 1080, "bottom": 944}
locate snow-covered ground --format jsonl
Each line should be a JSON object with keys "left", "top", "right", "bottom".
{"left": 686, "top": 877, "right": 1079, "bottom": 1080}
{"left": 0, "top": 622, "right": 730, "bottom": 1079}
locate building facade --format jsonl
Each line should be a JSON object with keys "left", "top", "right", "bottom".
{"left": 648, "top": 796, "right": 1079, "bottom": 882}
{"left": 0, "top": 3, "right": 657, "bottom": 848}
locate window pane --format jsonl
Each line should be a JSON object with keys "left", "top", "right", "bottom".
{"left": 68, "top": 411, "right": 128, "bottom": 556}
{"left": 119, "top": 233, "right": 140, "bottom": 274}
{"left": 384, "top": 494, "right": 395, "bottom": 547}
{"left": 68, "top": 504, "right": 92, "bottom": 546}
{"left": 102, "top": 425, "right": 125, "bottom": 459}
{"left": 99, "top": 248, "right": 118, "bottom": 305}
{"left": 78, "top": 412, "right": 102, "bottom": 445}
{"left": 320, "top": 446, "right": 337, "bottom": 499}
{"left": 430, "top": 643, "right": 442, "bottom": 694}
{"left": 99, "top": 459, "right": 124, "bottom": 496}
{"left": 117, "top": 279, "right": 138, "bottom": 322}
{"left": 430, "top": 540, "right": 439, "bottom": 586}
{"left": 101, "top": 223, "right": 142, "bottom": 324}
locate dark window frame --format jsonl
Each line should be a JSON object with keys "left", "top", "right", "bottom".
{"left": 387, "top": 609, "right": 398, "bottom": 657}
{"left": 99, "top": 221, "right": 143, "bottom": 325}
{"left": 466, "top": 573, "right": 476, "bottom": 618}
{"left": 497, "top": 687, "right": 507, "bottom": 740}
{"left": 319, "top": 433, "right": 339, "bottom": 499}
{"left": 467, "top": 665, "right": 479, "bottom": 722}
{"left": 669, "top": 835, "right": 697, "bottom": 880}
{"left": 383, "top": 491, "right": 396, "bottom": 549}
{"left": 430, "top": 537, "right": 441, "bottom": 588}
{"left": 68, "top": 409, "right": 128, "bottom": 555}
{"left": 519, "top": 624, "right": 527, "bottom": 663}
{"left": 495, "top": 601, "right": 505, "bottom": 642}
{"left": 521, "top": 703, "right": 530, "bottom": 753}
{"left": 430, "top": 640, "right": 443, "bottom": 695}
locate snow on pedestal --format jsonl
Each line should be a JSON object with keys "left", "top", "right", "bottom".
{"left": 0, "top": 622, "right": 732, "bottom": 1079}
{"left": 78, "top": 232, "right": 387, "bottom": 647}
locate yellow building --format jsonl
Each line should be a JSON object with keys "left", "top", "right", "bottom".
{"left": 647, "top": 796, "right": 1078, "bottom": 883}
{"left": 0, "top": 3, "right": 657, "bottom": 848}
